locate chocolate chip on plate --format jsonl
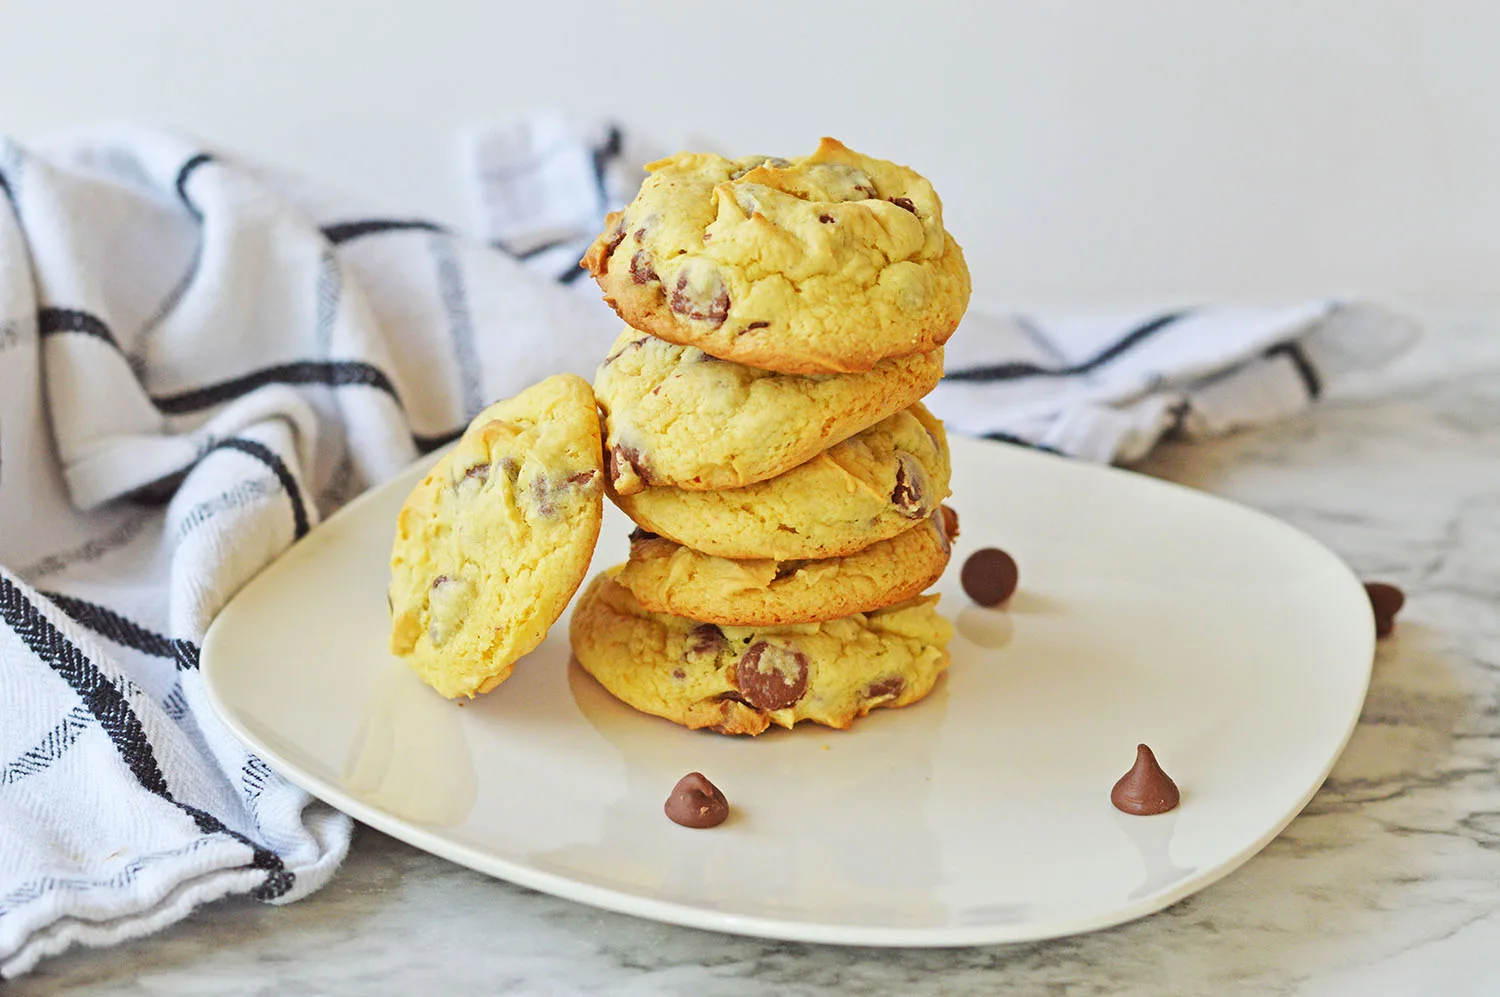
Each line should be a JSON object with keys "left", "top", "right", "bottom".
{"left": 1111, "top": 744, "right": 1180, "bottom": 816}
{"left": 1364, "top": 582, "right": 1405, "bottom": 638}
{"left": 961, "top": 548, "right": 1019, "bottom": 607}
{"left": 664, "top": 772, "right": 729, "bottom": 829}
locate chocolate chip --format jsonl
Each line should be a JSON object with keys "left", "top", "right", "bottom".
{"left": 734, "top": 642, "right": 809, "bottom": 711}
{"left": 530, "top": 475, "right": 558, "bottom": 516}
{"left": 608, "top": 444, "right": 649, "bottom": 489}
{"left": 565, "top": 470, "right": 598, "bottom": 486}
{"left": 744, "top": 320, "right": 770, "bottom": 331}
{"left": 629, "top": 251, "right": 658, "bottom": 285}
{"left": 686, "top": 623, "right": 727, "bottom": 657}
{"left": 961, "top": 548, "right": 1019, "bottom": 607}
{"left": 940, "top": 505, "right": 960, "bottom": 543}
{"left": 602, "top": 337, "right": 647, "bottom": 366}
{"left": 628, "top": 526, "right": 660, "bottom": 543}
{"left": 430, "top": 574, "right": 450, "bottom": 589}
{"left": 669, "top": 272, "right": 730, "bottom": 328}
{"left": 597, "top": 216, "right": 627, "bottom": 274}
{"left": 463, "top": 463, "right": 489, "bottom": 484}
{"left": 931, "top": 506, "right": 956, "bottom": 553}
{"left": 889, "top": 196, "right": 917, "bottom": 214}
{"left": 818, "top": 213, "right": 835, "bottom": 223}
{"left": 864, "top": 676, "right": 905, "bottom": 701}
{"left": 891, "top": 455, "right": 928, "bottom": 518}
{"left": 1365, "top": 582, "right": 1405, "bottom": 638}
{"left": 664, "top": 772, "right": 729, "bottom": 829}
{"left": 1111, "top": 744, "right": 1180, "bottom": 816}
{"left": 632, "top": 227, "right": 646, "bottom": 242}
{"left": 671, "top": 668, "right": 686, "bottom": 680}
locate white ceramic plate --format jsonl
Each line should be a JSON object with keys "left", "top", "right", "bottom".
{"left": 202, "top": 436, "right": 1374, "bottom": 946}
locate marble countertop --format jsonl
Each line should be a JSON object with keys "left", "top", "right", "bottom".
{"left": 22, "top": 313, "right": 1500, "bottom": 996}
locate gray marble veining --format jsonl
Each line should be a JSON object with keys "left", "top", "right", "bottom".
{"left": 19, "top": 313, "right": 1500, "bottom": 996}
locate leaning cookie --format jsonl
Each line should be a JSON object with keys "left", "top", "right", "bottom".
{"left": 389, "top": 374, "right": 603, "bottom": 698}
{"left": 595, "top": 328, "right": 942, "bottom": 494}
{"left": 616, "top": 506, "right": 957, "bottom": 627}
{"left": 582, "top": 138, "right": 970, "bottom": 375}
{"left": 611, "top": 405, "right": 951, "bottom": 560}
{"left": 570, "top": 572, "right": 953, "bottom": 736}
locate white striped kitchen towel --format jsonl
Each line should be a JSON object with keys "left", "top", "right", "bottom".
{"left": 0, "top": 120, "right": 622, "bottom": 978}
{"left": 1, "top": 111, "right": 1414, "bottom": 978}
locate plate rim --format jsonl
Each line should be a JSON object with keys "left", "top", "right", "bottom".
{"left": 202, "top": 435, "right": 1376, "bottom": 947}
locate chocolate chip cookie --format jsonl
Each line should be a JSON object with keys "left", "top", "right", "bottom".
{"left": 570, "top": 571, "right": 953, "bottom": 735}
{"left": 595, "top": 328, "right": 943, "bottom": 495}
{"left": 388, "top": 374, "right": 604, "bottom": 698}
{"left": 582, "top": 138, "right": 971, "bottom": 375}
{"left": 616, "top": 506, "right": 957, "bottom": 626}
{"left": 610, "top": 404, "right": 951, "bottom": 560}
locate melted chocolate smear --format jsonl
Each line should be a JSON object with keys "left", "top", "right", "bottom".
{"left": 1111, "top": 744, "right": 1180, "bottom": 816}
{"left": 608, "top": 444, "right": 648, "bottom": 489}
{"left": 629, "top": 250, "right": 658, "bottom": 285}
{"left": 664, "top": 772, "right": 729, "bottom": 829}
{"left": 891, "top": 459, "right": 926, "bottom": 518}
{"left": 961, "top": 548, "right": 1019, "bottom": 607}
{"left": 597, "top": 218, "right": 627, "bottom": 274}
{"left": 1365, "top": 582, "right": 1405, "bottom": 638}
{"left": 686, "top": 623, "right": 726, "bottom": 657}
{"left": 669, "top": 273, "right": 730, "bottom": 328}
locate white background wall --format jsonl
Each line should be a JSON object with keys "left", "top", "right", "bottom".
{"left": 2, "top": 0, "right": 1496, "bottom": 309}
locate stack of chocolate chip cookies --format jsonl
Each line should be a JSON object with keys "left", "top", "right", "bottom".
{"left": 569, "top": 138, "right": 972, "bottom": 735}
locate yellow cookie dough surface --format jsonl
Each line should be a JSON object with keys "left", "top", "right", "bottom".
{"left": 617, "top": 506, "right": 957, "bottom": 626}
{"left": 582, "top": 137, "right": 971, "bottom": 375}
{"left": 595, "top": 328, "right": 942, "bottom": 494}
{"left": 389, "top": 374, "right": 603, "bottom": 698}
{"left": 569, "top": 572, "right": 953, "bottom": 736}
{"left": 611, "top": 404, "right": 951, "bottom": 560}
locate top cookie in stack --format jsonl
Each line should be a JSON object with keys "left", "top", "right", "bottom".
{"left": 581, "top": 137, "right": 970, "bottom": 375}
{"left": 570, "top": 138, "right": 971, "bottom": 736}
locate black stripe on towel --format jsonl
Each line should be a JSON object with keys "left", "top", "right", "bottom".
{"left": 35, "top": 308, "right": 474, "bottom": 454}
{"left": 151, "top": 359, "right": 401, "bottom": 415}
{"left": 1265, "top": 341, "right": 1322, "bottom": 399}
{"left": 321, "top": 218, "right": 446, "bottom": 245}
{"left": 944, "top": 310, "right": 1195, "bottom": 383}
{"left": 209, "top": 439, "right": 311, "bottom": 541}
{"left": 491, "top": 234, "right": 577, "bottom": 261}
{"left": 983, "top": 432, "right": 1065, "bottom": 456}
{"left": 0, "top": 575, "right": 293, "bottom": 900}
{"left": 39, "top": 590, "right": 202, "bottom": 671}
{"left": 40, "top": 591, "right": 177, "bottom": 659}
{"left": 37, "top": 307, "right": 124, "bottom": 350}
{"left": 590, "top": 124, "right": 623, "bottom": 208}
{"left": 175, "top": 153, "right": 215, "bottom": 217}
